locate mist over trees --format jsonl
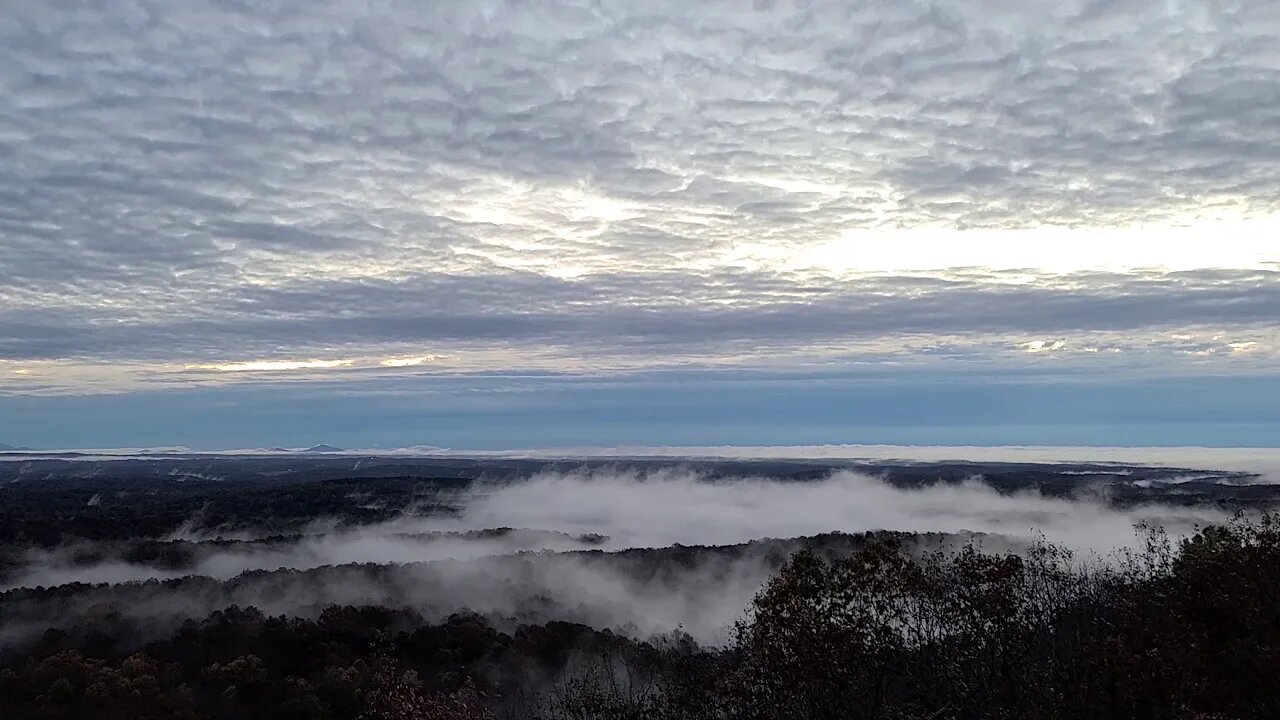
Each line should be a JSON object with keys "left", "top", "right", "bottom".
{"left": 2, "top": 457, "right": 1279, "bottom": 718}
{"left": 4, "top": 517, "right": 1280, "bottom": 719}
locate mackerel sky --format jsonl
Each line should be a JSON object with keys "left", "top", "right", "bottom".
{"left": 1, "top": 0, "right": 1278, "bottom": 449}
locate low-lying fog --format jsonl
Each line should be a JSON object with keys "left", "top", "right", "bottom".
{"left": 4, "top": 469, "right": 1228, "bottom": 592}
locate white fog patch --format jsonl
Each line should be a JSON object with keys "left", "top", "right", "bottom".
{"left": 3, "top": 469, "right": 1231, "bottom": 594}
{"left": 1, "top": 531, "right": 602, "bottom": 591}
{"left": 440, "top": 469, "right": 1229, "bottom": 553}
{"left": 1, "top": 547, "right": 796, "bottom": 646}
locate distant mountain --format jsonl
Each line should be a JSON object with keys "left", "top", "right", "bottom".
{"left": 0, "top": 442, "right": 31, "bottom": 451}
{"left": 301, "top": 444, "right": 345, "bottom": 453}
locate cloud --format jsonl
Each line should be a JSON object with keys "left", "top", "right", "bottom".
{"left": 1, "top": 269, "right": 1278, "bottom": 372}
{"left": 2, "top": 0, "right": 1280, "bottom": 392}
{"left": 193, "top": 359, "right": 354, "bottom": 373}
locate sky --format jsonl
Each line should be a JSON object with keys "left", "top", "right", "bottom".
{"left": 1, "top": 0, "right": 1278, "bottom": 450}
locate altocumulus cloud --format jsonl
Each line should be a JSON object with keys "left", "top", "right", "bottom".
{"left": 0, "top": 0, "right": 1279, "bottom": 395}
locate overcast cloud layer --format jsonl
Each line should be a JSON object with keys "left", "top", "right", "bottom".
{"left": 1, "top": 1, "right": 1278, "bottom": 442}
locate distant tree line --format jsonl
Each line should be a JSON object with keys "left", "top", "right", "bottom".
{"left": 0, "top": 476, "right": 467, "bottom": 548}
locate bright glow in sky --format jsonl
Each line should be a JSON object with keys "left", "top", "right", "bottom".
{"left": 731, "top": 218, "right": 1280, "bottom": 275}
{"left": 192, "top": 360, "right": 355, "bottom": 373}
